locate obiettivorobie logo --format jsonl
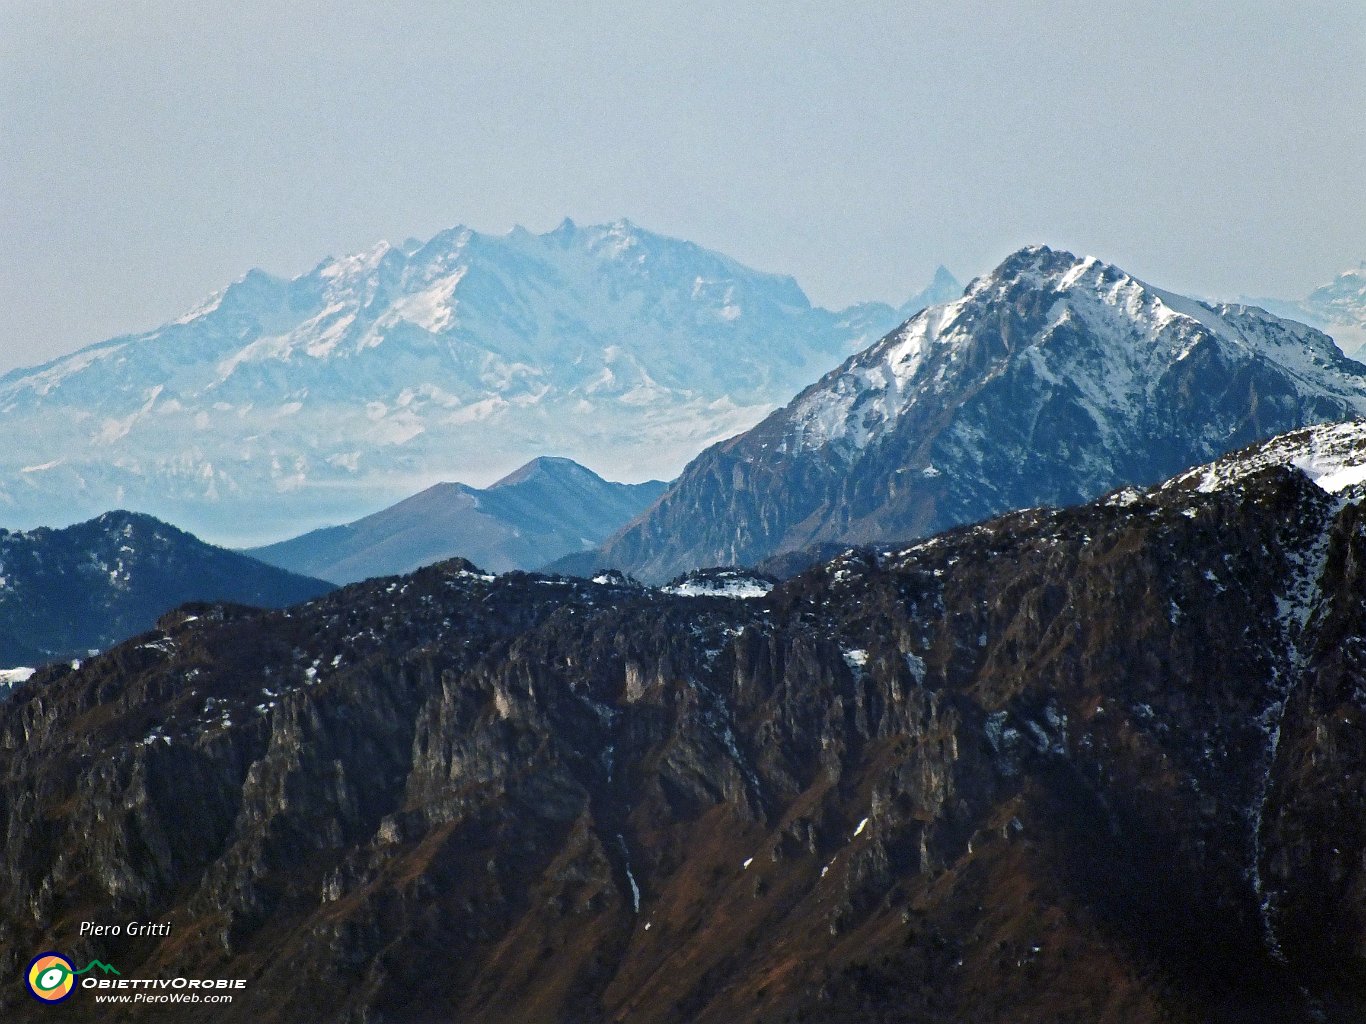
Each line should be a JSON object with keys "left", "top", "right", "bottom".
{"left": 24, "top": 950, "right": 246, "bottom": 1006}
{"left": 25, "top": 953, "right": 120, "bottom": 1003}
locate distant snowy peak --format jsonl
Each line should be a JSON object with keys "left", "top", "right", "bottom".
{"left": 1304, "top": 265, "right": 1366, "bottom": 355}
{"left": 6, "top": 218, "right": 825, "bottom": 399}
{"left": 0, "top": 219, "right": 954, "bottom": 543}
{"left": 1309, "top": 264, "right": 1366, "bottom": 312}
{"left": 898, "top": 265, "right": 961, "bottom": 318}
{"left": 1243, "top": 262, "right": 1366, "bottom": 358}
{"left": 786, "top": 245, "right": 1364, "bottom": 458}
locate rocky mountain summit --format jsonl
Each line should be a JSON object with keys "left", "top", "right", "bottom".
{"left": 0, "top": 511, "right": 331, "bottom": 669}
{"left": 569, "top": 245, "right": 1366, "bottom": 582}
{"left": 247, "top": 457, "right": 666, "bottom": 583}
{"left": 1, "top": 422, "right": 1364, "bottom": 1022}
{"left": 0, "top": 220, "right": 956, "bottom": 545}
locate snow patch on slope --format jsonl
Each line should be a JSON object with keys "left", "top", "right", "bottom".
{"left": 1168, "top": 421, "right": 1366, "bottom": 497}
{"left": 661, "top": 569, "right": 774, "bottom": 599}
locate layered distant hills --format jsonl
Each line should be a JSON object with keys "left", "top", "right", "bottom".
{"left": 0, "top": 220, "right": 957, "bottom": 545}
{"left": 562, "top": 246, "right": 1366, "bottom": 581}
{"left": 4, "top": 422, "right": 1365, "bottom": 1021}
{"left": 248, "top": 457, "right": 666, "bottom": 583}
{"left": 0, "top": 511, "right": 331, "bottom": 667}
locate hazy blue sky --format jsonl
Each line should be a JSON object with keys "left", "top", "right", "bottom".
{"left": 3, "top": 1, "right": 1363, "bottom": 373}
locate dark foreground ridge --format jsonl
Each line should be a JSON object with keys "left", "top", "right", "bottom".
{"left": 2, "top": 426, "right": 1365, "bottom": 1022}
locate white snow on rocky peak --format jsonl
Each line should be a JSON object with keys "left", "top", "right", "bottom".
{"left": 0, "top": 220, "right": 956, "bottom": 545}
{"left": 1166, "top": 420, "right": 1366, "bottom": 497}
{"left": 786, "top": 246, "right": 1366, "bottom": 459}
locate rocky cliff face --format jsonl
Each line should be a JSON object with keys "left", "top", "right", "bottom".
{"left": 571, "top": 245, "right": 1366, "bottom": 582}
{"left": 1, "top": 425, "right": 1365, "bottom": 1022}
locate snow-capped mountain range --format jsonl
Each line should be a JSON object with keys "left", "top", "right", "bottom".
{"left": 566, "top": 245, "right": 1366, "bottom": 581}
{"left": 0, "top": 220, "right": 957, "bottom": 546}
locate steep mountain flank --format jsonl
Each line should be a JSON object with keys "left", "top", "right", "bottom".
{"left": 573, "top": 245, "right": 1366, "bottom": 581}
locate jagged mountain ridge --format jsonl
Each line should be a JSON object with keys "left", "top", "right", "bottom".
{"left": 567, "top": 244, "right": 1366, "bottom": 581}
{"left": 246, "top": 456, "right": 667, "bottom": 583}
{"left": 0, "top": 220, "right": 957, "bottom": 545}
{"left": 1, "top": 423, "right": 1364, "bottom": 1021}
{"left": 0, "top": 511, "right": 332, "bottom": 669}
